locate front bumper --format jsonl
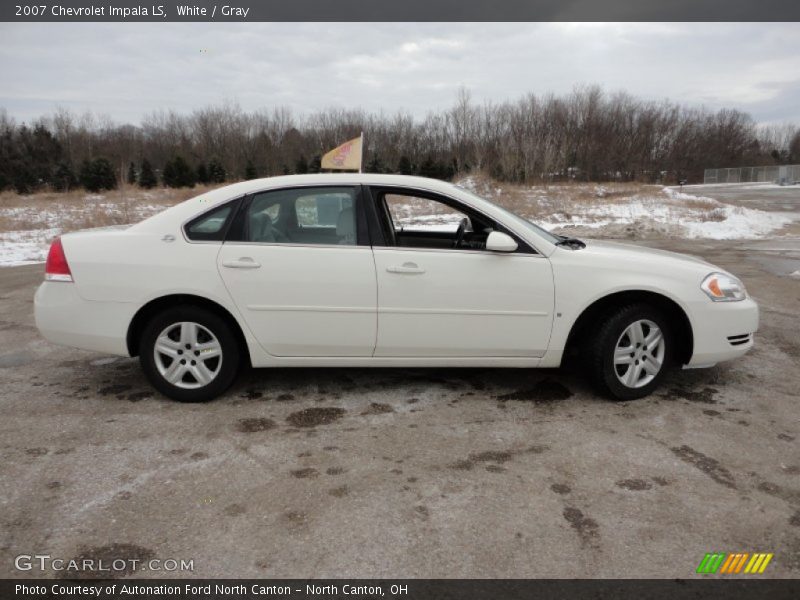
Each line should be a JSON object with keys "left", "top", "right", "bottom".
{"left": 686, "top": 296, "right": 759, "bottom": 367}
{"left": 34, "top": 282, "right": 136, "bottom": 356}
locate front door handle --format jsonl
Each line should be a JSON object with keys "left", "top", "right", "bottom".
{"left": 222, "top": 257, "right": 261, "bottom": 269}
{"left": 386, "top": 262, "right": 425, "bottom": 274}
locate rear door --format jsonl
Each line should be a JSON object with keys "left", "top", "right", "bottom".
{"left": 217, "top": 185, "right": 377, "bottom": 357}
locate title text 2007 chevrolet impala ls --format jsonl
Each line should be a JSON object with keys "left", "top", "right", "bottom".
{"left": 34, "top": 174, "right": 758, "bottom": 402}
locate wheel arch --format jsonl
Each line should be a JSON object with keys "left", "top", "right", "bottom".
{"left": 126, "top": 293, "right": 252, "bottom": 367}
{"left": 563, "top": 290, "right": 693, "bottom": 366}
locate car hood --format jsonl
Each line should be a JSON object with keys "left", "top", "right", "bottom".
{"left": 577, "top": 239, "right": 718, "bottom": 272}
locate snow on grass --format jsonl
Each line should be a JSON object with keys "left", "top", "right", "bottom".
{"left": 553, "top": 188, "right": 790, "bottom": 240}
{"left": 459, "top": 176, "right": 794, "bottom": 240}
{"left": 0, "top": 200, "right": 167, "bottom": 231}
{"left": 0, "top": 201, "right": 171, "bottom": 266}
{"left": 679, "top": 209, "right": 791, "bottom": 239}
{"left": 0, "top": 228, "right": 61, "bottom": 267}
{"left": 0, "top": 187, "right": 191, "bottom": 266}
{"left": 0, "top": 179, "right": 796, "bottom": 266}
{"left": 533, "top": 197, "right": 792, "bottom": 240}
{"left": 681, "top": 182, "right": 797, "bottom": 190}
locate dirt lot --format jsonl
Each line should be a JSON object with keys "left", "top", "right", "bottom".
{"left": 0, "top": 236, "right": 798, "bottom": 579}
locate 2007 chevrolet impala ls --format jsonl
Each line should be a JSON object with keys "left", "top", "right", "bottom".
{"left": 34, "top": 174, "right": 758, "bottom": 402}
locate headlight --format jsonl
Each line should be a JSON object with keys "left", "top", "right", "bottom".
{"left": 701, "top": 272, "right": 747, "bottom": 302}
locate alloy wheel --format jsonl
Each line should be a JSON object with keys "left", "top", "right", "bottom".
{"left": 613, "top": 319, "right": 666, "bottom": 389}
{"left": 153, "top": 321, "right": 223, "bottom": 389}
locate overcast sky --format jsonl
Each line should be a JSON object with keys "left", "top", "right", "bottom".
{"left": 1, "top": 22, "right": 799, "bottom": 125}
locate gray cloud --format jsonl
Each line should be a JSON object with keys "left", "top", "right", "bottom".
{"left": 0, "top": 22, "right": 798, "bottom": 124}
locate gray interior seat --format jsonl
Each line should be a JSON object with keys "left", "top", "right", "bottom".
{"left": 250, "top": 212, "right": 289, "bottom": 243}
{"left": 336, "top": 207, "right": 355, "bottom": 245}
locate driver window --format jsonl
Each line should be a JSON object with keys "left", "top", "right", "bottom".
{"left": 385, "top": 194, "right": 465, "bottom": 233}
{"left": 381, "top": 192, "right": 492, "bottom": 251}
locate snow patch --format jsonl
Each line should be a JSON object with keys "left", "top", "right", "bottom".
{"left": 0, "top": 228, "right": 61, "bottom": 266}
{"left": 535, "top": 193, "right": 791, "bottom": 240}
{"left": 456, "top": 178, "right": 794, "bottom": 241}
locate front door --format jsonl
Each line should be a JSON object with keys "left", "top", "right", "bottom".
{"left": 369, "top": 188, "right": 554, "bottom": 357}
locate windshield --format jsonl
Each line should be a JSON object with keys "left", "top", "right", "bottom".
{"left": 455, "top": 186, "right": 562, "bottom": 245}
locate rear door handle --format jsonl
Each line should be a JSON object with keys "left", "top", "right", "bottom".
{"left": 386, "top": 262, "right": 425, "bottom": 274}
{"left": 222, "top": 257, "right": 261, "bottom": 269}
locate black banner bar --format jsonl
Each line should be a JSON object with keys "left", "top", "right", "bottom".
{"left": 2, "top": 0, "right": 800, "bottom": 22}
{"left": 2, "top": 579, "right": 800, "bottom": 600}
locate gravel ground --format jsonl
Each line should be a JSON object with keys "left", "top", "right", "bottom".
{"left": 0, "top": 236, "right": 798, "bottom": 579}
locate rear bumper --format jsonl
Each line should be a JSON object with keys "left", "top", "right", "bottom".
{"left": 686, "top": 297, "right": 759, "bottom": 367}
{"left": 34, "top": 282, "right": 135, "bottom": 356}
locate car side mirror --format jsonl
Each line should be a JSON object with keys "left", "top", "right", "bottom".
{"left": 485, "top": 231, "right": 518, "bottom": 253}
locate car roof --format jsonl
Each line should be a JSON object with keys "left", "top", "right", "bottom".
{"left": 134, "top": 174, "right": 464, "bottom": 229}
{"left": 209, "top": 173, "right": 463, "bottom": 196}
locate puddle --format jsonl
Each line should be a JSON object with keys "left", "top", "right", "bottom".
{"left": 286, "top": 407, "right": 345, "bottom": 428}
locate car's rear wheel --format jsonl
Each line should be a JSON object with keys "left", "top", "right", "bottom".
{"left": 139, "top": 305, "right": 240, "bottom": 402}
{"left": 587, "top": 303, "right": 673, "bottom": 400}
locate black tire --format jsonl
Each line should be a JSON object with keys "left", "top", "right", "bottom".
{"left": 587, "top": 303, "right": 674, "bottom": 401}
{"left": 139, "top": 305, "right": 240, "bottom": 402}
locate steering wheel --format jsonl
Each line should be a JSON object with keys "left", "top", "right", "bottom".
{"left": 453, "top": 217, "right": 469, "bottom": 249}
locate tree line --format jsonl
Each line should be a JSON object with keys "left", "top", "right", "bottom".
{"left": 1, "top": 86, "right": 798, "bottom": 194}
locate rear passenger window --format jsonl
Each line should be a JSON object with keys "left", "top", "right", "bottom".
{"left": 244, "top": 187, "right": 358, "bottom": 246}
{"left": 184, "top": 201, "right": 236, "bottom": 241}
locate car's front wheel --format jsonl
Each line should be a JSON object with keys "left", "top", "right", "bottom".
{"left": 587, "top": 303, "right": 673, "bottom": 400}
{"left": 139, "top": 305, "right": 240, "bottom": 402}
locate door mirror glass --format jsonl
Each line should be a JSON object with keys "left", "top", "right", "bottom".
{"left": 485, "top": 231, "right": 518, "bottom": 253}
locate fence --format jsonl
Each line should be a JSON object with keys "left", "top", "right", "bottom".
{"left": 703, "top": 164, "right": 800, "bottom": 185}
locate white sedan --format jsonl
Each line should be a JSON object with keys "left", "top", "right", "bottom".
{"left": 35, "top": 174, "right": 758, "bottom": 402}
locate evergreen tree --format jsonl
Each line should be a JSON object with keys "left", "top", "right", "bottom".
{"left": 126, "top": 161, "right": 136, "bottom": 185}
{"left": 790, "top": 130, "right": 800, "bottom": 163}
{"left": 366, "top": 155, "right": 385, "bottom": 174}
{"left": 418, "top": 157, "right": 438, "bottom": 179}
{"left": 10, "top": 127, "right": 35, "bottom": 194}
{"left": 52, "top": 162, "right": 77, "bottom": 192}
{"left": 196, "top": 162, "right": 209, "bottom": 185}
{"left": 8, "top": 124, "right": 63, "bottom": 193}
{"left": 397, "top": 155, "right": 413, "bottom": 175}
{"left": 78, "top": 159, "right": 92, "bottom": 191}
{"left": 208, "top": 159, "right": 226, "bottom": 183}
{"left": 95, "top": 158, "right": 117, "bottom": 190}
{"left": 244, "top": 161, "right": 257, "bottom": 180}
{"left": 176, "top": 157, "right": 195, "bottom": 187}
{"left": 31, "top": 124, "right": 63, "bottom": 188}
{"left": 309, "top": 155, "right": 322, "bottom": 173}
{"left": 294, "top": 155, "right": 308, "bottom": 174}
{"left": 163, "top": 156, "right": 195, "bottom": 188}
{"left": 0, "top": 124, "right": 11, "bottom": 191}
{"left": 79, "top": 158, "right": 116, "bottom": 192}
{"left": 139, "top": 159, "right": 157, "bottom": 188}
{"left": 162, "top": 159, "right": 177, "bottom": 187}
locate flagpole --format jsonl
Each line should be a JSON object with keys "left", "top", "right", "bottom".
{"left": 359, "top": 131, "right": 364, "bottom": 173}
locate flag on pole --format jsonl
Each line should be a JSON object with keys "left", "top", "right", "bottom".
{"left": 321, "top": 133, "right": 363, "bottom": 172}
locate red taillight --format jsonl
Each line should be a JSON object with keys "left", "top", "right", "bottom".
{"left": 45, "top": 237, "right": 73, "bottom": 282}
